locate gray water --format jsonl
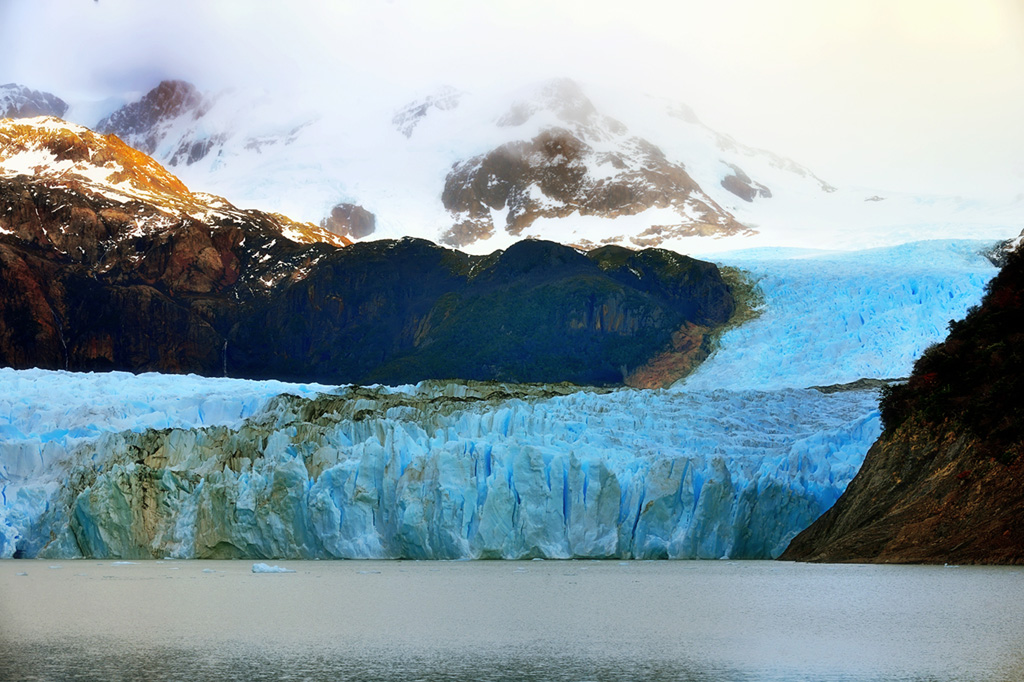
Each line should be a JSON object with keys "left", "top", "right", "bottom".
{"left": 1, "top": 560, "right": 1023, "bottom": 681}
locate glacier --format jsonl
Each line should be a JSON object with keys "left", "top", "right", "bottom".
{"left": 684, "top": 240, "right": 999, "bottom": 390}
{"left": 0, "top": 240, "right": 998, "bottom": 560}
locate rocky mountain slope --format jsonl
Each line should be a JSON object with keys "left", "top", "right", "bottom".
{"left": 782, "top": 234, "right": 1024, "bottom": 563}
{"left": 0, "top": 117, "right": 735, "bottom": 386}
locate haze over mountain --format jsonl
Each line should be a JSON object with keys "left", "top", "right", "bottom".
{"left": 6, "top": 1, "right": 1023, "bottom": 200}
{"left": 4, "top": 77, "right": 1019, "bottom": 256}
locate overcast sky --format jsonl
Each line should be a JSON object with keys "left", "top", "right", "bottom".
{"left": 3, "top": 0, "right": 1023, "bottom": 197}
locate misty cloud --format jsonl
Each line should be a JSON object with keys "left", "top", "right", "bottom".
{"left": 2, "top": 0, "right": 1023, "bottom": 197}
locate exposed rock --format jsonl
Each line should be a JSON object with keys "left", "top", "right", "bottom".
{"left": 782, "top": 245, "right": 1024, "bottom": 564}
{"left": 808, "top": 377, "right": 907, "bottom": 394}
{"left": 713, "top": 131, "right": 836, "bottom": 193}
{"left": 320, "top": 202, "right": 376, "bottom": 239}
{"left": 0, "top": 83, "right": 68, "bottom": 119}
{"left": 720, "top": 163, "right": 772, "bottom": 202}
{"left": 986, "top": 227, "right": 1024, "bottom": 268}
{"left": 169, "top": 133, "right": 227, "bottom": 166}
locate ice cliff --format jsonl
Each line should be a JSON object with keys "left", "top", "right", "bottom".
{"left": 3, "top": 381, "right": 879, "bottom": 560}
{"left": 0, "top": 240, "right": 998, "bottom": 560}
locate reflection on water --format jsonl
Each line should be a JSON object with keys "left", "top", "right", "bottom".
{"left": 2, "top": 560, "right": 1023, "bottom": 681}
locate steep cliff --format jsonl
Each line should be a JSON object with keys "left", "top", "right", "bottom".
{"left": 782, "top": 241, "right": 1024, "bottom": 563}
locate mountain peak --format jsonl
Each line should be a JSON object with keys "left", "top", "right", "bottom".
{"left": 96, "top": 80, "right": 206, "bottom": 155}
{"left": 1, "top": 83, "right": 69, "bottom": 120}
{"left": 497, "top": 78, "right": 617, "bottom": 134}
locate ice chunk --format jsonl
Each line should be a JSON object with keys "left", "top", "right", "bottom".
{"left": 252, "top": 563, "right": 295, "bottom": 573}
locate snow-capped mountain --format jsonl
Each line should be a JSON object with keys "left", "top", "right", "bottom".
{"left": 32, "top": 76, "right": 1015, "bottom": 255}
{"left": 0, "top": 83, "right": 68, "bottom": 120}
{"left": 74, "top": 77, "right": 809, "bottom": 250}
{"left": 5, "top": 78, "right": 1020, "bottom": 254}
{"left": 96, "top": 79, "right": 210, "bottom": 162}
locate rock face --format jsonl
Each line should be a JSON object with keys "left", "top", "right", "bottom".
{"left": 320, "top": 202, "right": 376, "bottom": 239}
{"left": 0, "top": 84, "right": 69, "bottom": 119}
{"left": 0, "top": 117, "right": 735, "bottom": 387}
{"left": 782, "top": 244, "right": 1024, "bottom": 564}
{"left": 720, "top": 164, "right": 772, "bottom": 202}
{"left": 0, "top": 117, "right": 343, "bottom": 374}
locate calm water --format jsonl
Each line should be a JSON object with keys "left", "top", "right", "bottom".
{"left": 1, "top": 560, "right": 1023, "bottom": 681}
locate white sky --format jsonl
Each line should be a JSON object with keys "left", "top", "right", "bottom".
{"left": 3, "top": 0, "right": 1023, "bottom": 197}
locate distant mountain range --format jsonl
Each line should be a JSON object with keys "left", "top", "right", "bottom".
{"left": 79, "top": 77, "right": 810, "bottom": 249}
{"left": 8, "top": 77, "right": 1012, "bottom": 254}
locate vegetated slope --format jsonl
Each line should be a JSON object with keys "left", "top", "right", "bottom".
{"left": 782, "top": 237, "right": 1024, "bottom": 563}
{"left": 228, "top": 238, "right": 734, "bottom": 386}
{"left": 0, "top": 117, "right": 735, "bottom": 386}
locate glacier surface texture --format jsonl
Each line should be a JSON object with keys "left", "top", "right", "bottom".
{"left": 0, "top": 241, "right": 997, "bottom": 559}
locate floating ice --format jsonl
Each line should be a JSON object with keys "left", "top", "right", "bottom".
{"left": 252, "top": 563, "right": 295, "bottom": 574}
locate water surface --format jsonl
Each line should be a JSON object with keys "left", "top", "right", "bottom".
{"left": 2, "top": 560, "right": 1023, "bottom": 681}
